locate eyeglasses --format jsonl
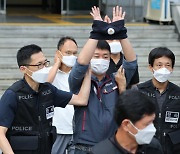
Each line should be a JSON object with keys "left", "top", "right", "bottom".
{"left": 23, "top": 60, "right": 50, "bottom": 69}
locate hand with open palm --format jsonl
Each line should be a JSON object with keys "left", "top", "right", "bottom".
{"left": 90, "top": 6, "right": 103, "bottom": 21}
{"left": 112, "top": 6, "right": 126, "bottom": 22}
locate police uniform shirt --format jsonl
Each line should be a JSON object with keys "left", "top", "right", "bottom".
{"left": 154, "top": 85, "right": 168, "bottom": 112}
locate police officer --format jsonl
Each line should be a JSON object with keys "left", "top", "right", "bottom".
{"left": 136, "top": 47, "right": 180, "bottom": 154}
{"left": 0, "top": 44, "right": 91, "bottom": 154}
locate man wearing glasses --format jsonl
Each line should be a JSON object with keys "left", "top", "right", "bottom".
{"left": 0, "top": 44, "right": 91, "bottom": 154}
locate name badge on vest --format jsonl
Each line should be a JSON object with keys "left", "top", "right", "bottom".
{"left": 46, "top": 105, "right": 54, "bottom": 120}
{"left": 165, "top": 111, "right": 179, "bottom": 123}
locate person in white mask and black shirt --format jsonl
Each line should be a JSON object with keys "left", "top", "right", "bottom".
{"left": 134, "top": 47, "right": 180, "bottom": 154}
{"left": 106, "top": 40, "right": 139, "bottom": 89}
{"left": 91, "top": 90, "right": 163, "bottom": 154}
{"left": 47, "top": 36, "right": 78, "bottom": 154}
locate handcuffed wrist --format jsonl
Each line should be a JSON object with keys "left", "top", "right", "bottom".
{"left": 89, "top": 20, "right": 127, "bottom": 40}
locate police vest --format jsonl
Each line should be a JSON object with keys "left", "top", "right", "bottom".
{"left": 6, "top": 80, "right": 56, "bottom": 154}
{"left": 137, "top": 80, "right": 180, "bottom": 154}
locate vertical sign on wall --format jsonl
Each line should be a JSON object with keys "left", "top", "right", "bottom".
{"left": 151, "top": 0, "right": 161, "bottom": 9}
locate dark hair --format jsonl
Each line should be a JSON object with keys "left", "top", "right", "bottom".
{"left": 57, "top": 36, "right": 77, "bottom": 50}
{"left": 97, "top": 40, "right": 111, "bottom": 53}
{"left": 17, "top": 44, "right": 42, "bottom": 67}
{"left": 148, "top": 47, "right": 175, "bottom": 68}
{"left": 114, "top": 89, "right": 156, "bottom": 126}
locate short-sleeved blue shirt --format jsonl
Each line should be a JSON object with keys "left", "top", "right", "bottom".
{"left": 0, "top": 79, "right": 72, "bottom": 128}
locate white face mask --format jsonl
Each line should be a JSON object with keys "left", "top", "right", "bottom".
{"left": 90, "top": 59, "right": 110, "bottom": 75}
{"left": 27, "top": 67, "right": 50, "bottom": 83}
{"left": 62, "top": 55, "right": 77, "bottom": 67}
{"left": 153, "top": 67, "right": 172, "bottom": 83}
{"left": 109, "top": 42, "right": 122, "bottom": 54}
{"left": 128, "top": 121, "right": 156, "bottom": 145}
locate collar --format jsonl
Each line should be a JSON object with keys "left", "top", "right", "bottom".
{"left": 57, "top": 69, "right": 71, "bottom": 74}
{"left": 110, "top": 133, "right": 147, "bottom": 154}
{"left": 109, "top": 134, "right": 132, "bottom": 154}
{"left": 110, "top": 52, "right": 124, "bottom": 67}
{"left": 91, "top": 74, "right": 111, "bottom": 85}
{"left": 151, "top": 80, "right": 169, "bottom": 94}
{"left": 22, "top": 78, "right": 39, "bottom": 93}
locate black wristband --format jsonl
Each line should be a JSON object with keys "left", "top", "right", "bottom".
{"left": 89, "top": 20, "right": 127, "bottom": 40}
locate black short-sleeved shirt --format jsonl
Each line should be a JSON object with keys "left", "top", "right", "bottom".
{"left": 106, "top": 52, "right": 139, "bottom": 88}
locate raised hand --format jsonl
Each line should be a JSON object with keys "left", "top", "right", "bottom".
{"left": 112, "top": 6, "right": 126, "bottom": 22}
{"left": 90, "top": 6, "right": 103, "bottom": 21}
{"left": 54, "top": 50, "right": 63, "bottom": 66}
{"left": 115, "top": 66, "right": 126, "bottom": 94}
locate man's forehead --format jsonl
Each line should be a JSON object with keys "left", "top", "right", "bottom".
{"left": 154, "top": 56, "right": 172, "bottom": 63}
{"left": 61, "top": 44, "right": 78, "bottom": 53}
{"left": 94, "top": 49, "right": 110, "bottom": 54}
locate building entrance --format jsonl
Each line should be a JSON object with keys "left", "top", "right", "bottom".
{"left": 0, "top": 0, "right": 99, "bottom": 15}
{"left": 61, "top": 0, "right": 99, "bottom": 14}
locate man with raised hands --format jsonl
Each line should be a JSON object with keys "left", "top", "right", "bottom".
{"left": 68, "top": 6, "right": 137, "bottom": 154}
